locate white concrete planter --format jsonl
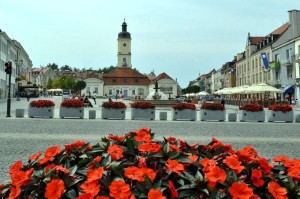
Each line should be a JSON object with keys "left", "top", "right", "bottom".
{"left": 28, "top": 106, "right": 54, "bottom": 118}
{"left": 59, "top": 107, "right": 84, "bottom": 119}
{"left": 101, "top": 108, "right": 125, "bottom": 119}
{"left": 200, "top": 109, "right": 225, "bottom": 121}
{"left": 16, "top": 109, "right": 25, "bottom": 118}
{"left": 172, "top": 109, "right": 196, "bottom": 121}
{"left": 238, "top": 110, "right": 265, "bottom": 122}
{"left": 131, "top": 108, "right": 155, "bottom": 120}
{"left": 267, "top": 110, "right": 294, "bottom": 123}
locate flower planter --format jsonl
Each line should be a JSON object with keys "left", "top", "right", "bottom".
{"left": 59, "top": 107, "right": 84, "bottom": 119}
{"left": 238, "top": 110, "right": 265, "bottom": 122}
{"left": 172, "top": 109, "right": 196, "bottom": 121}
{"left": 131, "top": 108, "right": 155, "bottom": 120}
{"left": 200, "top": 110, "right": 225, "bottom": 121}
{"left": 28, "top": 106, "right": 54, "bottom": 118}
{"left": 101, "top": 108, "right": 125, "bottom": 119}
{"left": 267, "top": 110, "right": 294, "bottom": 123}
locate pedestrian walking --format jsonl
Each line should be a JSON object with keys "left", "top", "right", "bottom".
{"left": 221, "top": 96, "right": 225, "bottom": 108}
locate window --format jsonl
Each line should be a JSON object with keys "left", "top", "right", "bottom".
{"left": 86, "top": 86, "right": 90, "bottom": 93}
{"left": 94, "top": 87, "right": 98, "bottom": 94}
{"left": 132, "top": 89, "right": 135, "bottom": 95}
{"left": 109, "top": 89, "right": 112, "bottom": 95}
{"left": 287, "top": 66, "right": 292, "bottom": 78}
{"left": 112, "top": 79, "right": 116, "bottom": 83}
{"left": 275, "top": 70, "right": 280, "bottom": 81}
{"left": 275, "top": 53, "right": 280, "bottom": 62}
{"left": 123, "top": 58, "right": 126, "bottom": 63}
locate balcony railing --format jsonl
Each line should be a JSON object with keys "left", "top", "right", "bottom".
{"left": 269, "top": 61, "right": 280, "bottom": 69}
{"left": 292, "top": 54, "right": 300, "bottom": 63}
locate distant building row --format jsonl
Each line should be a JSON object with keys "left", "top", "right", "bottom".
{"left": 191, "top": 10, "right": 300, "bottom": 100}
{"left": 0, "top": 20, "right": 179, "bottom": 99}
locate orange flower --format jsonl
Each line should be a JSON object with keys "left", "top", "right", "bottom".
{"left": 11, "top": 168, "right": 34, "bottom": 187}
{"left": 88, "top": 156, "right": 102, "bottom": 169}
{"left": 258, "top": 158, "right": 273, "bottom": 174}
{"left": 223, "top": 155, "right": 244, "bottom": 174}
{"left": 208, "top": 137, "right": 223, "bottom": 150}
{"left": 109, "top": 180, "right": 131, "bottom": 199}
{"left": 138, "top": 157, "right": 147, "bottom": 168}
{"left": 288, "top": 166, "right": 300, "bottom": 182}
{"left": 7, "top": 186, "right": 21, "bottom": 199}
{"left": 283, "top": 159, "right": 300, "bottom": 168}
{"left": 64, "top": 140, "right": 91, "bottom": 154}
{"left": 251, "top": 169, "right": 264, "bottom": 187}
{"left": 107, "top": 144, "right": 124, "bottom": 160}
{"left": 28, "top": 151, "right": 42, "bottom": 161}
{"left": 169, "top": 144, "right": 180, "bottom": 152}
{"left": 107, "top": 134, "right": 125, "bottom": 141}
{"left": 165, "top": 159, "right": 185, "bottom": 174}
{"left": 124, "top": 166, "right": 144, "bottom": 182}
{"left": 148, "top": 189, "right": 166, "bottom": 199}
{"left": 268, "top": 182, "right": 288, "bottom": 199}
{"left": 273, "top": 155, "right": 290, "bottom": 163}
{"left": 86, "top": 167, "right": 104, "bottom": 182}
{"left": 141, "top": 168, "right": 156, "bottom": 182}
{"left": 237, "top": 146, "right": 258, "bottom": 163}
{"left": 76, "top": 193, "right": 93, "bottom": 199}
{"left": 204, "top": 167, "right": 226, "bottom": 187}
{"left": 138, "top": 142, "right": 161, "bottom": 153}
{"left": 44, "top": 179, "right": 65, "bottom": 199}
{"left": 39, "top": 146, "right": 61, "bottom": 165}
{"left": 229, "top": 182, "right": 253, "bottom": 199}
{"left": 55, "top": 165, "right": 70, "bottom": 174}
{"left": 134, "top": 129, "right": 151, "bottom": 143}
{"left": 168, "top": 180, "right": 178, "bottom": 199}
{"left": 9, "top": 160, "right": 22, "bottom": 176}
{"left": 45, "top": 163, "right": 57, "bottom": 173}
{"left": 80, "top": 181, "right": 100, "bottom": 197}
{"left": 95, "top": 197, "right": 110, "bottom": 199}
{"left": 199, "top": 158, "right": 217, "bottom": 172}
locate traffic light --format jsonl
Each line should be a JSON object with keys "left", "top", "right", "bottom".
{"left": 5, "top": 61, "right": 12, "bottom": 74}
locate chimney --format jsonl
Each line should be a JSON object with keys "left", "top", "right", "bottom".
{"left": 288, "top": 9, "right": 300, "bottom": 38}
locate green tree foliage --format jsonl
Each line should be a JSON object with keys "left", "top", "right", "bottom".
{"left": 46, "top": 63, "right": 58, "bottom": 71}
{"left": 52, "top": 75, "right": 76, "bottom": 89}
{"left": 74, "top": 80, "right": 86, "bottom": 95}
{"left": 181, "top": 85, "right": 200, "bottom": 94}
{"left": 60, "top": 65, "right": 72, "bottom": 71}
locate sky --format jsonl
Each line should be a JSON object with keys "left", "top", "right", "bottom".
{"left": 1, "top": 1, "right": 299, "bottom": 87}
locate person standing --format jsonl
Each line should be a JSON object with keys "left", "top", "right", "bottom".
{"left": 93, "top": 92, "right": 97, "bottom": 104}
{"left": 221, "top": 96, "right": 225, "bottom": 108}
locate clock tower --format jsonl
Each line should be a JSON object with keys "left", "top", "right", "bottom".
{"left": 117, "top": 20, "right": 132, "bottom": 67}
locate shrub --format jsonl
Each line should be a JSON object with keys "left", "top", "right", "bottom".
{"left": 29, "top": 100, "right": 55, "bottom": 108}
{"left": 131, "top": 101, "right": 155, "bottom": 109}
{"left": 102, "top": 101, "right": 126, "bottom": 109}
{"left": 268, "top": 103, "right": 293, "bottom": 113}
{"left": 201, "top": 102, "right": 224, "bottom": 110}
{"left": 172, "top": 102, "right": 196, "bottom": 110}
{"left": 1, "top": 128, "right": 299, "bottom": 198}
{"left": 240, "top": 103, "right": 263, "bottom": 112}
{"left": 61, "top": 99, "right": 84, "bottom": 108}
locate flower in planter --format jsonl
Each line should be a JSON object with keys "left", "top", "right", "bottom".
{"left": 130, "top": 101, "right": 155, "bottom": 109}
{"left": 30, "top": 100, "right": 55, "bottom": 108}
{"left": 102, "top": 101, "right": 126, "bottom": 109}
{"left": 61, "top": 99, "right": 84, "bottom": 108}
{"left": 240, "top": 103, "right": 263, "bottom": 112}
{"left": 268, "top": 103, "right": 293, "bottom": 113}
{"left": 172, "top": 102, "right": 196, "bottom": 110}
{"left": 1, "top": 127, "right": 300, "bottom": 198}
{"left": 201, "top": 102, "right": 224, "bottom": 110}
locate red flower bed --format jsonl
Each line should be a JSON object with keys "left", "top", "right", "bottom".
{"left": 1, "top": 128, "right": 299, "bottom": 198}
{"left": 61, "top": 99, "right": 84, "bottom": 108}
{"left": 30, "top": 100, "right": 55, "bottom": 108}
{"left": 102, "top": 101, "right": 126, "bottom": 109}
{"left": 131, "top": 101, "right": 155, "bottom": 109}
{"left": 268, "top": 103, "right": 293, "bottom": 113}
{"left": 201, "top": 102, "right": 224, "bottom": 110}
{"left": 172, "top": 102, "right": 196, "bottom": 110}
{"left": 240, "top": 103, "right": 263, "bottom": 112}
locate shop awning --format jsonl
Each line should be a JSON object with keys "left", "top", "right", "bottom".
{"left": 283, "top": 85, "right": 294, "bottom": 93}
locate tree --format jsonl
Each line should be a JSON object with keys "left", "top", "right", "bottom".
{"left": 47, "top": 78, "right": 53, "bottom": 89}
{"left": 181, "top": 85, "right": 200, "bottom": 94}
{"left": 47, "top": 63, "right": 58, "bottom": 71}
{"left": 52, "top": 76, "right": 76, "bottom": 89}
{"left": 74, "top": 80, "right": 86, "bottom": 95}
{"left": 60, "top": 65, "right": 72, "bottom": 71}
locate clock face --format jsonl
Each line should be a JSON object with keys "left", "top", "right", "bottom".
{"left": 123, "top": 43, "right": 126, "bottom": 47}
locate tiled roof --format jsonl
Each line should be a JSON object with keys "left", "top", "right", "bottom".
{"left": 103, "top": 67, "right": 147, "bottom": 78}
{"left": 268, "top": 22, "right": 289, "bottom": 36}
{"left": 156, "top": 72, "right": 174, "bottom": 81}
{"left": 249, "top": 37, "right": 265, "bottom": 45}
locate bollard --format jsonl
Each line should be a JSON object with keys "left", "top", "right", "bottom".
{"left": 89, "top": 110, "right": 96, "bottom": 119}
{"left": 160, "top": 112, "right": 167, "bottom": 120}
{"left": 16, "top": 109, "right": 25, "bottom": 118}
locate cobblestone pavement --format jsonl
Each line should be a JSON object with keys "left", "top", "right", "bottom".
{"left": 0, "top": 97, "right": 300, "bottom": 182}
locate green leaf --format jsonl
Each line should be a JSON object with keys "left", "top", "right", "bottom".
{"left": 153, "top": 180, "right": 162, "bottom": 188}
{"left": 183, "top": 171, "right": 196, "bottom": 181}
{"left": 69, "top": 165, "right": 78, "bottom": 176}
{"left": 163, "top": 142, "right": 170, "bottom": 154}
{"left": 101, "top": 155, "right": 112, "bottom": 167}
{"left": 79, "top": 154, "right": 88, "bottom": 159}
{"left": 168, "top": 151, "right": 180, "bottom": 159}
{"left": 144, "top": 175, "right": 153, "bottom": 189}
{"left": 65, "top": 189, "right": 77, "bottom": 198}
{"left": 195, "top": 171, "right": 203, "bottom": 181}
{"left": 177, "top": 183, "right": 197, "bottom": 190}
{"left": 67, "top": 176, "right": 85, "bottom": 187}
{"left": 177, "top": 156, "right": 192, "bottom": 163}
{"left": 126, "top": 137, "right": 135, "bottom": 154}
{"left": 179, "top": 190, "right": 198, "bottom": 198}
